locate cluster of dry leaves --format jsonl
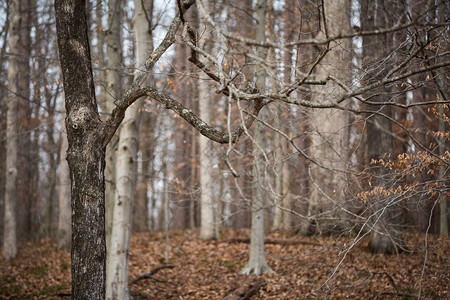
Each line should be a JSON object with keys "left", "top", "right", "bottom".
{"left": 0, "top": 229, "right": 448, "bottom": 299}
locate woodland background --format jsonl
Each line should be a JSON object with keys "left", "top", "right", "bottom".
{"left": 0, "top": 0, "right": 448, "bottom": 298}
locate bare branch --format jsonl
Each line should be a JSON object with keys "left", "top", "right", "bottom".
{"left": 101, "top": 0, "right": 195, "bottom": 148}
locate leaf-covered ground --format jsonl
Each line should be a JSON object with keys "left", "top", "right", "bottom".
{"left": 0, "top": 229, "right": 448, "bottom": 299}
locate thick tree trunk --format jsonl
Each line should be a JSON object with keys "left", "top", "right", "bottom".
{"left": 308, "top": 0, "right": 351, "bottom": 235}
{"left": 55, "top": 0, "right": 107, "bottom": 298}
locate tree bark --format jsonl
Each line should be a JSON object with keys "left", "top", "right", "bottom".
{"left": 105, "top": 0, "right": 151, "bottom": 296}
{"left": 133, "top": 0, "right": 155, "bottom": 233}
{"left": 55, "top": 0, "right": 107, "bottom": 298}
{"left": 361, "top": 0, "right": 404, "bottom": 254}
{"left": 198, "top": 0, "right": 215, "bottom": 240}
{"left": 241, "top": 0, "right": 273, "bottom": 275}
{"left": 58, "top": 114, "right": 71, "bottom": 250}
{"left": 15, "top": 0, "right": 33, "bottom": 243}
{"left": 172, "top": 28, "right": 195, "bottom": 230}
{"left": 105, "top": 0, "right": 123, "bottom": 255}
{"left": 308, "top": 0, "right": 351, "bottom": 235}
{"left": 3, "top": 0, "right": 31, "bottom": 260}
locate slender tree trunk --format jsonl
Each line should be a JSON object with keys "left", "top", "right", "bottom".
{"left": 273, "top": 105, "right": 284, "bottom": 229}
{"left": 105, "top": 0, "right": 123, "bottom": 254}
{"left": 4, "top": 29, "right": 18, "bottom": 259}
{"left": 15, "top": 0, "right": 32, "bottom": 242}
{"left": 95, "top": 0, "right": 107, "bottom": 116}
{"left": 3, "top": 0, "right": 31, "bottom": 260}
{"left": 360, "top": 0, "right": 404, "bottom": 254}
{"left": 106, "top": 106, "right": 138, "bottom": 300}
{"left": 436, "top": 0, "right": 448, "bottom": 236}
{"left": 241, "top": 0, "right": 273, "bottom": 275}
{"left": 172, "top": 35, "right": 194, "bottom": 230}
{"left": 198, "top": 0, "right": 215, "bottom": 240}
{"left": 58, "top": 115, "right": 71, "bottom": 250}
{"left": 134, "top": 0, "right": 155, "bottom": 233}
{"left": 106, "top": 0, "right": 156, "bottom": 295}
{"left": 281, "top": 150, "right": 291, "bottom": 228}
{"left": 215, "top": 155, "right": 225, "bottom": 238}
{"left": 0, "top": 2, "right": 10, "bottom": 246}
{"left": 106, "top": 116, "right": 137, "bottom": 300}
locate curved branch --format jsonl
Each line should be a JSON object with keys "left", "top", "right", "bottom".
{"left": 142, "top": 87, "right": 265, "bottom": 144}
{"left": 100, "top": 0, "right": 195, "bottom": 148}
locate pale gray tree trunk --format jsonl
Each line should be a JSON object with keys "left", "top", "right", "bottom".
{"left": 198, "top": 0, "right": 215, "bottom": 240}
{"left": 241, "top": 122, "right": 274, "bottom": 274}
{"left": 134, "top": 0, "right": 155, "bottom": 233}
{"left": 308, "top": 0, "right": 351, "bottom": 234}
{"left": 106, "top": 0, "right": 149, "bottom": 297}
{"left": 105, "top": 0, "right": 123, "bottom": 255}
{"left": 215, "top": 156, "right": 225, "bottom": 238}
{"left": 241, "top": 0, "right": 274, "bottom": 275}
{"left": 4, "top": 0, "right": 29, "bottom": 260}
{"left": 270, "top": 5, "right": 284, "bottom": 229}
{"left": 4, "top": 37, "right": 18, "bottom": 258}
{"left": 57, "top": 115, "right": 71, "bottom": 250}
{"left": 282, "top": 154, "right": 291, "bottom": 228}
{"left": 95, "top": 0, "right": 107, "bottom": 116}
{"left": 106, "top": 109, "right": 138, "bottom": 300}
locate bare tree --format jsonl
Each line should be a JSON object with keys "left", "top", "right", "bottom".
{"left": 55, "top": 0, "right": 260, "bottom": 297}
{"left": 54, "top": 0, "right": 449, "bottom": 297}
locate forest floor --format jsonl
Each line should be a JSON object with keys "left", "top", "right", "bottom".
{"left": 0, "top": 229, "right": 448, "bottom": 299}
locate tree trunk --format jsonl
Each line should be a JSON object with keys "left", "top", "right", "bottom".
{"left": 95, "top": 0, "right": 107, "bottom": 116}
{"left": 0, "top": 4, "right": 9, "bottom": 247}
{"left": 55, "top": 0, "right": 107, "bottom": 298}
{"left": 172, "top": 34, "right": 194, "bottom": 230}
{"left": 106, "top": 0, "right": 149, "bottom": 295}
{"left": 133, "top": 0, "right": 155, "bottom": 233}
{"left": 14, "top": 0, "right": 33, "bottom": 243}
{"left": 308, "top": 0, "right": 351, "bottom": 235}
{"left": 105, "top": 106, "right": 138, "bottom": 300}
{"left": 105, "top": 0, "right": 123, "bottom": 255}
{"left": 436, "top": 0, "right": 448, "bottom": 236}
{"left": 241, "top": 0, "right": 273, "bottom": 275}
{"left": 198, "top": 0, "right": 215, "bottom": 240}
{"left": 58, "top": 115, "right": 71, "bottom": 250}
{"left": 3, "top": 0, "right": 30, "bottom": 260}
{"left": 360, "top": 0, "right": 404, "bottom": 254}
